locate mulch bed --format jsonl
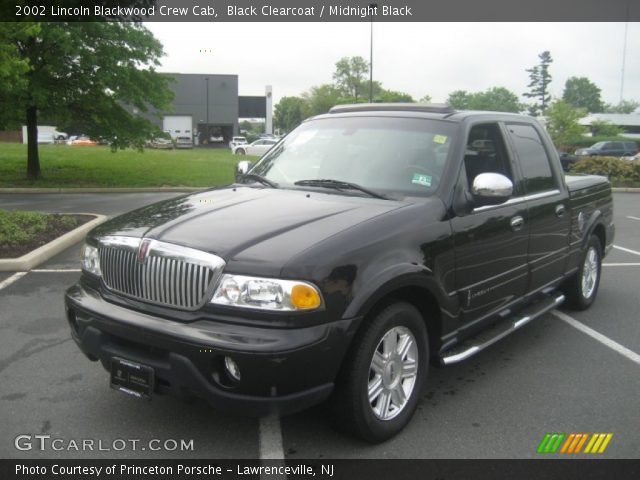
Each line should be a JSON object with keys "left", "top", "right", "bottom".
{"left": 0, "top": 214, "right": 95, "bottom": 259}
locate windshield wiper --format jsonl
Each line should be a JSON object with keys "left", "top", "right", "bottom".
{"left": 294, "top": 179, "right": 388, "bottom": 199}
{"left": 237, "top": 173, "right": 278, "bottom": 188}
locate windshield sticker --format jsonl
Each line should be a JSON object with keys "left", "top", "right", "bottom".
{"left": 433, "top": 134, "right": 447, "bottom": 144}
{"left": 412, "top": 173, "right": 432, "bottom": 187}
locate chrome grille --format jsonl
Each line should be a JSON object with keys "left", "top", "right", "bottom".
{"left": 97, "top": 236, "right": 225, "bottom": 310}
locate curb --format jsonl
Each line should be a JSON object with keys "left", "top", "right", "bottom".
{"left": 0, "top": 214, "right": 108, "bottom": 272}
{"left": 0, "top": 187, "right": 202, "bottom": 194}
{"left": 611, "top": 187, "right": 640, "bottom": 193}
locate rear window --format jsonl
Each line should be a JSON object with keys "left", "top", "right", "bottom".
{"left": 506, "top": 124, "right": 557, "bottom": 194}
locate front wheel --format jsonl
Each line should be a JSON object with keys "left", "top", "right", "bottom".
{"left": 235, "top": 148, "right": 245, "bottom": 155}
{"left": 563, "top": 235, "right": 602, "bottom": 310}
{"left": 331, "top": 302, "right": 428, "bottom": 442}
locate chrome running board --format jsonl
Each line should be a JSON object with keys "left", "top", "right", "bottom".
{"left": 440, "top": 293, "right": 565, "bottom": 365}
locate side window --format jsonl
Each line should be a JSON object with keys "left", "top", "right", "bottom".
{"left": 463, "top": 123, "right": 513, "bottom": 190}
{"left": 506, "top": 124, "right": 556, "bottom": 194}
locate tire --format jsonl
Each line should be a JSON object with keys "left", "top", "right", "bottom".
{"left": 236, "top": 149, "right": 245, "bottom": 155}
{"left": 331, "top": 302, "right": 428, "bottom": 443}
{"left": 563, "top": 235, "right": 602, "bottom": 310}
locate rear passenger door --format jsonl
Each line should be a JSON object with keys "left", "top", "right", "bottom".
{"left": 505, "top": 123, "right": 571, "bottom": 293}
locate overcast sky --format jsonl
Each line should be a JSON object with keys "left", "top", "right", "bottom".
{"left": 145, "top": 22, "right": 640, "bottom": 107}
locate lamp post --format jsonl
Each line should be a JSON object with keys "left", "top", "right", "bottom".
{"left": 369, "top": 3, "right": 377, "bottom": 103}
{"left": 205, "top": 77, "right": 210, "bottom": 142}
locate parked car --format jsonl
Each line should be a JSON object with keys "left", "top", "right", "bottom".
{"left": 69, "top": 136, "right": 97, "bottom": 146}
{"left": 148, "top": 137, "right": 174, "bottom": 149}
{"left": 575, "top": 140, "right": 637, "bottom": 157}
{"left": 175, "top": 136, "right": 193, "bottom": 149}
{"left": 232, "top": 138, "right": 277, "bottom": 156}
{"left": 66, "top": 104, "right": 614, "bottom": 443}
{"left": 229, "top": 136, "right": 248, "bottom": 149}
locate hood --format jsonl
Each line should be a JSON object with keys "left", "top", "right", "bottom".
{"left": 91, "top": 186, "right": 410, "bottom": 271}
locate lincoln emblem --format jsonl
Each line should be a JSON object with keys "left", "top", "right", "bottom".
{"left": 138, "top": 239, "right": 151, "bottom": 263}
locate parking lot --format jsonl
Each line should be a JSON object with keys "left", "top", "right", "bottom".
{"left": 1, "top": 192, "right": 639, "bottom": 459}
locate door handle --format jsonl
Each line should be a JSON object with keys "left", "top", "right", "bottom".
{"left": 510, "top": 215, "right": 524, "bottom": 231}
{"left": 555, "top": 204, "right": 566, "bottom": 218}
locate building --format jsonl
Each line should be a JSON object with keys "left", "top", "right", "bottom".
{"left": 579, "top": 110, "right": 640, "bottom": 139}
{"left": 145, "top": 73, "right": 270, "bottom": 145}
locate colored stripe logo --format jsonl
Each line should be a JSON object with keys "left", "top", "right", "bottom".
{"left": 537, "top": 433, "right": 613, "bottom": 454}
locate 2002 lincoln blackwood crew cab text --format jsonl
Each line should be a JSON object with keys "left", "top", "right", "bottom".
{"left": 65, "top": 104, "right": 614, "bottom": 442}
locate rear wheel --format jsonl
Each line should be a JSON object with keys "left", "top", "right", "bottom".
{"left": 331, "top": 302, "right": 428, "bottom": 442}
{"left": 563, "top": 235, "right": 602, "bottom": 310}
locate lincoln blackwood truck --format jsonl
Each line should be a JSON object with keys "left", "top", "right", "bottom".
{"left": 65, "top": 104, "right": 614, "bottom": 442}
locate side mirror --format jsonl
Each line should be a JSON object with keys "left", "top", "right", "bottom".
{"left": 471, "top": 173, "right": 513, "bottom": 207}
{"left": 235, "top": 160, "right": 251, "bottom": 180}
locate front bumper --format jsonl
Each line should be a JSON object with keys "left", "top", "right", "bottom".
{"left": 65, "top": 280, "right": 360, "bottom": 416}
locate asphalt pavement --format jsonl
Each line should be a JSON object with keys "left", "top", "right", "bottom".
{"left": 0, "top": 192, "right": 638, "bottom": 459}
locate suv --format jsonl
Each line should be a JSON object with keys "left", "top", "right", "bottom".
{"left": 575, "top": 140, "right": 637, "bottom": 157}
{"left": 66, "top": 104, "right": 614, "bottom": 442}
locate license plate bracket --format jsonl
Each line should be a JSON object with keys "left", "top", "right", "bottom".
{"left": 110, "top": 357, "right": 154, "bottom": 399}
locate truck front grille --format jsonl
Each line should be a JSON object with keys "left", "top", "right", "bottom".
{"left": 97, "top": 236, "right": 225, "bottom": 310}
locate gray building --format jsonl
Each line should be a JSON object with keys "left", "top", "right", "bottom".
{"left": 161, "top": 73, "right": 239, "bottom": 145}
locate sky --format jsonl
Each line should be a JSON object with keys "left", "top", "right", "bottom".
{"left": 145, "top": 22, "right": 640, "bottom": 107}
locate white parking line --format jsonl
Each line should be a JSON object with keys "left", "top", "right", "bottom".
{"left": 612, "top": 245, "right": 640, "bottom": 257}
{"left": 259, "top": 413, "right": 285, "bottom": 460}
{"left": 31, "top": 269, "right": 81, "bottom": 273}
{"left": 0, "top": 272, "right": 27, "bottom": 291}
{"left": 551, "top": 310, "right": 640, "bottom": 366}
{"left": 626, "top": 216, "right": 640, "bottom": 222}
{"left": 603, "top": 263, "right": 640, "bottom": 267}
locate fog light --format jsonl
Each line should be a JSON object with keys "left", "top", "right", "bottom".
{"left": 224, "top": 356, "right": 241, "bottom": 382}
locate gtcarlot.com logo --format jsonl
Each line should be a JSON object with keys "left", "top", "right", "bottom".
{"left": 14, "top": 434, "right": 194, "bottom": 452}
{"left": 537, "top": 432, "right": 613, "bottom": 454}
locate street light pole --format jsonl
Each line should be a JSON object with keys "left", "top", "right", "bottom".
{"left": 205, "top": 77, "right": 210, "bottom": 142}
{"left": 369, "top": 4, "right": 377, "bottom": 103}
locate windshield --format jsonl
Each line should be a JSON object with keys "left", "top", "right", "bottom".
{"left": 250, "top": 116, "right": 457, "bottom": 197}
{"left": 591, "top": 142, "right": 606, "bottom": 149}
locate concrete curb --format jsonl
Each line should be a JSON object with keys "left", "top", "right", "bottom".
{"left": 0, "top": 187, "right": 202, "bottom": 194}
{"left": 0, "top": 214, "right": 108, "bottom": 272}
{"left": 612, "top": 187, "right": 640, "bottom": 193}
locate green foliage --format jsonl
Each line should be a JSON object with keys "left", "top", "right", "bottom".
{"left": 0, "top": 209, "right": 47, "bottom": 246}
{"left": 568, "top": 156, "right": 639, "bottom": 182}
{"left": 562, "top": 76, "right": 604, "bottom": 113}
{"left": 603, "top": 99, "right": 640, "bottom": 114}
{"left": 524, "top": 50, "right": 553, "bottom": 116}
{"left": 333, "top": 56, "right": 370, "bottom": 101}
{"left": 544, "top": 100, "right": 587, "bottom": 147}
{"left": 374, "top": 90, "right": 414, "bottom": 103}
{"left": 419, "top": 94, "right": 433, "bottom": 103}
{"left": 447, "top": 87, "right": 523, "bottom": 112}
{"left": 303, "top": 84, "right": 343, "bottom": 116}
{"left": 0, "top": 22, "right": 173, "bottom": 179}
{"left": 589, "top": 119, "right": 624, "bottom": 137}
{"left": 274, "top": 96, "right": 309, "bottom": 132}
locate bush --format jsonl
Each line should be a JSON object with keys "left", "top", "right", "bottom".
{"left": 0, "top": 209, "right": 78, "bottom": 247}
{"left": 568, "top": 156, "right": 640, "bottom": 184}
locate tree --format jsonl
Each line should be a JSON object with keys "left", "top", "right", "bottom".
{"left": 0, "top": 22, "right": 173, "bottom": 179}
{"left": 603, "top": 99, "right": 640, "bottom": 114}
{"left": 544, "top": 100, "right": 586, "bottom": 147}
{"left": 274, "top": 96, "right": 309, "bottom": 132}
{"left": 419, "top": 94, "right": 433, "bottom": 103}
{"left": 447, "top": 87, "right": 522, "bottom": 112}
{"left": 562, "top": 77, "right": 604, "bottom": 113}
{"left": 303, "top": 84, "right": 342, "bottom": 116}
{"left": 332, "top": 56, "right": 369, "bottom": 102}
{"left": 374, "top": 89, "right": 414, "bottom": 103}
{"left": 589, "top": 119, "right": 624, "bottom": 137}
{"left": 523, "top": 51, "right": 553, "bottom": 116}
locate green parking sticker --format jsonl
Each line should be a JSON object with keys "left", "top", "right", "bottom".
{"left": 412, "top": 173, "right": 432, "bottom": 187}
{"left": 433, "top": 134, "right": 447, "bottom": 144}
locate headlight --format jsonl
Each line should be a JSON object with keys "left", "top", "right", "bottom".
{"left": 211, "top": 274, "right": 322, "bottom": 311}
{"left": 81, "top": 244, "right": 101, "bottom": 276}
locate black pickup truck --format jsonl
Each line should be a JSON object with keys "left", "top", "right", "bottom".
{"left": 65, "top": 104, "right": 614, "bottom": 442}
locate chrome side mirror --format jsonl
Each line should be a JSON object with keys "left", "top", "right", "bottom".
{"left": 236, "top": 160, "right": 251, "bottom": 177}
{"left": 471, "top": 173, "right": 513, "bottom": 206}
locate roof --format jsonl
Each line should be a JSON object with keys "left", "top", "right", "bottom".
{"left": 329, "top": 103, "right": 455, "bottom": 114}
{"left": 579, "top": 113, "right": 640, "bottom": 127}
